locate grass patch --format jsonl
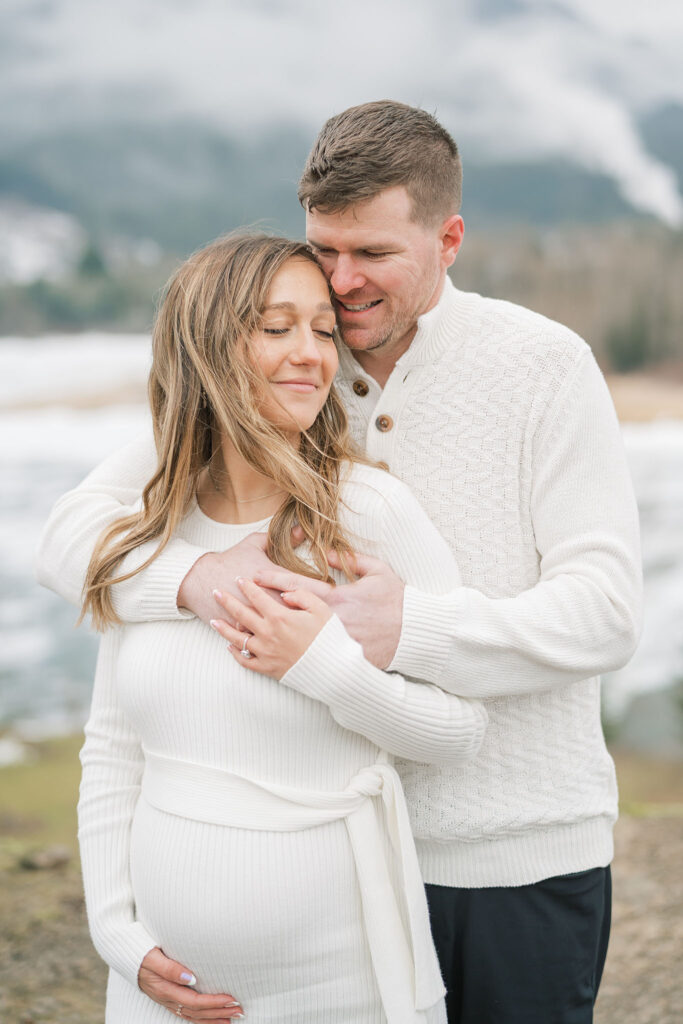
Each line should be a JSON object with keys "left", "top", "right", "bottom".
{"left": 0, "top": 734, "right": 83, "bottom": 853}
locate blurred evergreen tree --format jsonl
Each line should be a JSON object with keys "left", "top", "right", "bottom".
{"left": 606, "top": 311, "right": 652, "bottom": 373}
{"left": 77, "top": 243, "right": 107, "bottom": 278}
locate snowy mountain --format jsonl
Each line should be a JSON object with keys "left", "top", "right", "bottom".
{"left": 1, "top": 0, "right": 682, "bottom": 260}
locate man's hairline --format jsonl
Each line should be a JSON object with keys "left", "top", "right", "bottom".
{"left": 301, "top": 187, "right": 458, "bottom": 232}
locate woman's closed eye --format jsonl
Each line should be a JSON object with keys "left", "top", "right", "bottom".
{"left": 263, "top": 326, "right": 335, "bottom": 340}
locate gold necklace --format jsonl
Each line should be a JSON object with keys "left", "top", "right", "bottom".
{"left": 207, "top": 462, "right": 285, "bottom": 504}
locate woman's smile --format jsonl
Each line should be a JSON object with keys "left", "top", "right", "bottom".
{"left": 251, "top": 257, "right": 338, "bottom": 434}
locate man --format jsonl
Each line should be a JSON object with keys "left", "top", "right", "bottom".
{"left": 37, "top": 101, "right": 641, "bottom": 1023}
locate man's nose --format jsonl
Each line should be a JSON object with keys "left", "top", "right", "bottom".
{"left": 329, "top": 255, "right": 365, "bottom": 295}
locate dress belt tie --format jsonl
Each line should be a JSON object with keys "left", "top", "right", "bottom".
{"left": 141, "top": 750, "right": 445, "bottom": 1024}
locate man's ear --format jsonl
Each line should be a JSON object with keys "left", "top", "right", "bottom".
{"left": 439, "top": 214, "right": 465, "bottom": 269}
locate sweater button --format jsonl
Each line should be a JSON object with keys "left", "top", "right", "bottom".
{"left": 375, "top": 415, "right": 393, "bottom": 432}
{"left": 352, "top": 379, "right": 370, "bottom": 397}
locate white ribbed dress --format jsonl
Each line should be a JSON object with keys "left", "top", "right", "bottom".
{"left": 77, "top": 463, "right": 487, "bottom": 1024}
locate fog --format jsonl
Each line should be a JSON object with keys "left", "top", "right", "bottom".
{"left": 2, "top": 0, "right": 683, "bottom": 223}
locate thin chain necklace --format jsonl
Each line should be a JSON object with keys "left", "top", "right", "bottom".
{"left": 207, "top": 461, "right": 285, "bottom": 504}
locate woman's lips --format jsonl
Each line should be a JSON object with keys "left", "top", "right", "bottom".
{"left": 272, "top": 381, "right": 318, "bottom": 393}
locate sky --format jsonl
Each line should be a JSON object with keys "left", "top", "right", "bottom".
{"left": 3, "top": 0, "right": 683, "bottom": 224}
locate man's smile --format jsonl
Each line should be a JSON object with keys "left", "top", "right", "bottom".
{"left": 336, "top": 299, "right": 383, "bottom": 313}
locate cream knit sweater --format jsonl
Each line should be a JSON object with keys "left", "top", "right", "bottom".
{"left": 37, "top": 278, "right": 642, "bottom": 888}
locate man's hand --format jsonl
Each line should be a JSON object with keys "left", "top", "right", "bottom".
{"left": 254, "top": 550, "right": 405, "bottom": 669}
{"left": 177, "top": 532, "right": 281, "bottom": 625}
{"left": 138, "top": 947, "right": 244, "bottom": 1021}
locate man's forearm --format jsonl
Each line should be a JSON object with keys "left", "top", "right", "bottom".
{"left": 36, "top": 431, "right": 205, "bottom": 621}
{"left": 390, "top": 565, "right": 641, "bottom": 699}
{"left": 390, "top": 351, "right": 642, "bottom": 697}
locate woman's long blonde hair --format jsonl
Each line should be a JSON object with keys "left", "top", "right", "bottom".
{"left": 82, "top": 232, "right": 376, "bottom": 630}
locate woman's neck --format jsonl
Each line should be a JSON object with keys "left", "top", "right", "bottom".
{"left": 197, "top": 435, "right": 289, "bottom": 525}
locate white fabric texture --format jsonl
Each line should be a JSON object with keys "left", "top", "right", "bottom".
{"left": 331, "top": 279, "right": 641, "bottom": 886}
{"left": 140, "top": 750, "right": 444, "bottom": 1019}
{"left": 77, "top": 466, "right": 486, "bottom": 1022}
{"left": 38, "top": 279, "right": 642, "bottom": 890}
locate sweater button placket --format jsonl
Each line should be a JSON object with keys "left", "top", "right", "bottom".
{"left": 375, "top": 415, "right": 394, "bottom": 433}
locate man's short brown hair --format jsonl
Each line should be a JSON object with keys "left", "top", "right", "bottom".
{"left": 298, "top": 100, "right": 462, "bottom": 225}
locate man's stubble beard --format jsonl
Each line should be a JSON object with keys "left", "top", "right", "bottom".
{"left": 338, "top": 308, "right": 417, "bottom": 355}
{"left": 338, "top": 328, "right": 393, "bottom": 353}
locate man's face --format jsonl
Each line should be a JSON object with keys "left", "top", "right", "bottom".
{"left": 306, "top": 186, "right": 462, "bottom": 359}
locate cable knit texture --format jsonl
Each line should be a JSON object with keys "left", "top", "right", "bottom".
{"left": 333, "top": 280, "right": 641, "bottom": 886}
{"left": 77, "top": 465, "right": 485, "bottom": 1023}
{"left": 37, "top": 278, "right": 642, "bottom": 891}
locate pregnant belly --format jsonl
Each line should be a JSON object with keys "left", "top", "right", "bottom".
{"left": 129, "top": 797, "right": 380, "bottom": 1016}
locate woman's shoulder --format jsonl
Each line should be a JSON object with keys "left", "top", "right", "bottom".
{"left": 337, "top": 461, "right": 460, "bottom": 591}
{"left": 337, "top": 461, "right": 432, "bottom": 550}
{"left": 339, "top": 461, "right": 416, "bottom": 513}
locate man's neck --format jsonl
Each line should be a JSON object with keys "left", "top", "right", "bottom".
{"left": 347, "top": 274, "right": 448, "bottom": 388}
{"left": 350, "top": 330, "right": 416, "bottom": 389}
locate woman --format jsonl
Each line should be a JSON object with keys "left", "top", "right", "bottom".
{"left": 78, "top": 233, "right": 487, "bottom": 1024}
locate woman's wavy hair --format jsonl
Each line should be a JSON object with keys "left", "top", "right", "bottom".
{"left": 82, "top": 232, "right": 376, "bottom": 629}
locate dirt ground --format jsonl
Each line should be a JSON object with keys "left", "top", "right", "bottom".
{"left": 605, "top": 370, "right": 683, "bottom": 422}
{"left": 595, "top": 815, "right": 683, "bottom": 1024}
{"left": 1, "top": 741, "right": 681, "bottom": 1023}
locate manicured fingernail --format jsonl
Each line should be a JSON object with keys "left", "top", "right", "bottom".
{"left": 180, "top": 972, "right": 196, "bottom": 985}
{"left": 213, "top": 589, "right": 223, "bottom": 599}
{"left": 225, "top": 1002, "right": 241, "bottom": 1008}
{"left": 209, "top": 619, "right": 220, "bottom": 630}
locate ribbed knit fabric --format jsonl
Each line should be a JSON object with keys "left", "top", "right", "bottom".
{"left": 77, "top": 466, "right": 486, "bottom": 1023}
{"left": 37, "top": 279, "right": 642, "bottom": 894}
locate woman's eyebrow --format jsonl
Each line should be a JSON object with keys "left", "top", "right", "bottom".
{"left": 264, "top": 302, "right": 334, "bottom": 313}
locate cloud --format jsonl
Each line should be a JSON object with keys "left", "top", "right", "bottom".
{"left": 2, "top": 0, "right": 683, "bottom": 224}
{"left": 433, "top": 6, "right": 683, "bottom": 225}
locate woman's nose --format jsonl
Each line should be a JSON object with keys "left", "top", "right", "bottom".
{"left": 290, "top": 328, "right": 323, "bottom": 364}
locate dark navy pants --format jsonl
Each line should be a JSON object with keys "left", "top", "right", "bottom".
{"left": 425, "top": 866, "right": 612, "bottom": 1024}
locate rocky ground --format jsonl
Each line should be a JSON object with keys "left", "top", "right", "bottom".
{"left": 1, "top": 739, "right": 681, "bottom": 1023}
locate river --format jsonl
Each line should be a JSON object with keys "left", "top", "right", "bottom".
{"left": 1, "top": 334, "right": 681, "bottom": 762}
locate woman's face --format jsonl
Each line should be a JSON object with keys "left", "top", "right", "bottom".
{"left": 250, "top": 257, "right": 339, "bottom": 436}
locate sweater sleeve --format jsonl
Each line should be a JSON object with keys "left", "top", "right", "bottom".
{"left": 77, "top": 629, "right": 159, "bottom": 984}
{"left": 35, "top": 429, "right": 207, "bottom": 622}
{"left": 389, "top": 350, "right": 643, "bottom": 698}
{"left": 280, "top": 479, "right": 488, "bottom": 766}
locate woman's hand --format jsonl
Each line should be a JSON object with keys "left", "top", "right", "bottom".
{"left": 138, "top": 947, "right": 244, "bottom": 1021}
{"left": 210, "top": 577, "right": 333, "bottom": 678}
{"left": 255, "top": 550, "right": 405, "bottom": 669}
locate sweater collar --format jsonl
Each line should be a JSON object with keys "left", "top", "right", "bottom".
{"left": 336, "top": 276, "right": 473, "bottom": 383}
